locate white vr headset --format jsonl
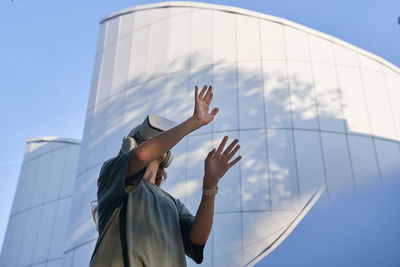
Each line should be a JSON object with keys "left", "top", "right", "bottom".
{"left": 121, "top": 114, "right": 177, "bottom": 168}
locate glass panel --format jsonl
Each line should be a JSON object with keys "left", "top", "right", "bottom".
{"left": 87, "top": 53, "right": 103, "bottom": 110}
{"left": 284, "top": 26, "right": 310, "bottom": 61}
{"left": 238, "top": 61, "right": 265, "bottom": 130}
{"left": 31, "top": 152, "right": 54, "bottom": 207}
{"left": 32, "top": 202, "right": 58, "bottom": 263}
{"left": 383, "top": 65, "right": 399, "bottom": 76}
{"left": 17, "top": 207, "right": 41, "bottom": 266}
{"left": 384, "top": 74, "right": 400, "bottom": 141}
{"left": 309, "top": 34, "right": 334, "bottom": 63}
{"left": 186, "top": 134, "right": 213, "bottom": 213}
{"left": 133, "top": 9, "right": 152, "bottom": 31}
{"left": 358, "top": 54, "right": 383, "bottom": 72}
{"left": 213, "top": 213, "right": 242, "bottom": 266}
{"left": 103, "top": 92, "right": 126, "bottom": 161}
{"left": 165, "top": 71, "right": 191, "bottom": 123}
{"left": 96, "top": 44, "right": 117, "bottom": 106}
{"left": 72, "top": 241, "right": 96, "bottom": 267}
{"left": 348, "top": 135, "right": 380, "bottom": 190}
{"left": 44, "top": 146, "right": 68, "bottom": 202}
{"left": 293, "top": 130, "right": 325, "bottom": 197}
{"left": 213, "top": 63, "right": 239, "bottom": 131}
{"left": 361, "top": 69, "right": 396, "bottom": 140}
{"left": 260, "top": 21, "right": 285, "bottom": 60}
{"left": 312, "top": 63, "right": 346, "bottom": 133}
{"left": 128, "top": 26, "right": 150, "bottom": 87}
{"left": 104, "top": 17, "right": 119, "bottom": 48}
{"left": 167, "top": 12, "right": 191, "bottom": 73}
{"left": 336, "top": 65, "right": 371, "bottom": 135}
{"left": 1, "top": 217, "right": 15, "bottom": 266}
{"left": 61, "top": 250, "right": 74, "bottom": 267}
{"left": 150, "top": 7, "right": 172, "bottom": 22}
{"left": 123, "top": 83, "right": 150, "bottom": 135}
{"left": 64, "top": 179, "right": 83, "bottom": 252}
{"left": 119, "top": 12, "right": 135, "bottom": 38}
{"left": 213, "top": 10, "right": 236, "bottom": 64}
{"left": 111, "top": 33, "right": 133, "bottom": 95}
{"left": 20, "top": 160, "right": 39, "bottom": 212}
{"left": 320, "top": 132, "right": 355, "bottom": 199}
{"left": 333, "top": 43, "right": 358, "bottom": 67}
{"left": 240, "top": 130, "right": 271, "bottom": 211}
{"left": 242, "top": 211, "right": 282, "bottom": 265}
{"left": 147, "top": 19, "right": 169, "bottom": 80}
{"left": 237, "top": 14, "right": 261, "bottom": 62}
{"left": 46, "top": 259, "right": 62, "bottom": 267}
{"left": 74, "top": 169, "right": 99, "bottom": 247}
{"left": 48, "top": 198, "right": 72, "bottom": 260}
{"left": 87, "top": 102, "right": 108, "bottom": 169}
{"left": 95, "top": 22, "right": 107, "bottom": 54}
{"left": 191, "top": 9, "right": 213, "bottom": 68}
{"left": 146, "top": 75, "right": 169, "bottom": 117}
{"left": 263, "top": 60, "right": 292, "bottom": 128}
{"left": 374, "top": 139, "right": 400, "bottom": 182}
{"left": 267, "top": 129, "right": 299, "bottom": 210}
{"left": 213, "top": 132, "right": 241, "bottom": 213}
{"left": 60, "top": 145, "right": 80, "bottom": 198}
{"left": 11, "top": 160, "right": 27, "bottom": 214}
{"left": 287, "top": 61, "right": 319, "bottom": 130}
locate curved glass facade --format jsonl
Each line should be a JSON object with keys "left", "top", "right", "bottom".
{"left": 0, "top": 137, "right": 81, "bottom": 267}
{"left": 2, "top": 2, "right": 400, "bottom": 267}
{"left": 64, "top": 2, "right": 400, "bottom": 266}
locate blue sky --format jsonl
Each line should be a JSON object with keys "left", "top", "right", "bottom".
{"left": 0, "top": 0, "right": 399, "bottom": 265}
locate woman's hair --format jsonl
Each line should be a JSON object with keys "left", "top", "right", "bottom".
{"left": 118, "top": 136, "right": 167, "bottom": 187}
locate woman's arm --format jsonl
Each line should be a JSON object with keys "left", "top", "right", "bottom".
{"left": 190, "top": 136, "right": 241, "bottom": 245}
{"left": 125, "top": 85, "right": 219, "bottom": 179}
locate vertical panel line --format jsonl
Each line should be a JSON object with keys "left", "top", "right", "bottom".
{"left": 356, "top": 53, "right": 383, "bottom": 184}
{"left": 332, "top": 44, "right": 358, "bottom": 194}
{"left": 233, "top": 13, "right": 244, "bottom": 265}
{"left": 257, "top": 18, "right": 273, "bottom": 210}
{"left": 307, "top": 33, "right": 330, "bottom": 201}
{"left": 282, "top": 25, "right": 301, "bottom": 200}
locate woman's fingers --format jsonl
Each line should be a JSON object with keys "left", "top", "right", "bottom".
{"left": 216, "top": 136, "right": 228, "bottom": 154}
{"left": 223, "top": 139, "right": 238, "bottom": 157}
{"left": 226, "top": 144, "right": 240, "bottom": 161}
{"left": 228, "top": 156, "right": 242, "bottom": 168}
{"left": 203, "top": 85, "right": 212, "bottom": 102}
{"left": 199, "top": 85, "right": 208, "bottom": 99}
{"left": 210, "top": 107, "right": 219, "bottom": 118}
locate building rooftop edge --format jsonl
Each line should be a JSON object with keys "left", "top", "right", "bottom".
{"left": 26, "top": 136, "right": 81, "bottom": 145}
{"left": 99, "top": 1, "right": 400, "bottom": 75}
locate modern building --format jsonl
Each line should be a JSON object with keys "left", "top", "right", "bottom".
{"left": 0, "top": 137, "right": 81, "bottom": 267}
{"left": 2, "top": 1, "right": 400, "bottom": 267}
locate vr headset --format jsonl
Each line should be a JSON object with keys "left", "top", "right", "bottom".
{"left": 121, "top": 114, "right": 177, "bottom": 168}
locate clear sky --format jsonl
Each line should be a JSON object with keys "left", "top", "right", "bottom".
{"left": 0, "top": 0, "right": 399, "bottom": 265}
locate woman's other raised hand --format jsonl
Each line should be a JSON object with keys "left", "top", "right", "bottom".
{"left": 203, "top": 136, "right": 241, "bottom": 189}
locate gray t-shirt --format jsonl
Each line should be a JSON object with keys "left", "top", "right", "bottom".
{"left": 97, "top": 151, "right": 204, "bottom": 266}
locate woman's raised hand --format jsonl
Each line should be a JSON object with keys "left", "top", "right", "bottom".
{"left": 203, "top": 136, "right": 241, "bottom": 189}
{"left": 192, "top": 85, "right": 219, "bottom": 127}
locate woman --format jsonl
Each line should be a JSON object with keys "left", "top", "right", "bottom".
{"left": 91, "top": 85, "right": 241, "bottom": 266}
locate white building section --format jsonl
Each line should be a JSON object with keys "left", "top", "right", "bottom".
{"left": 62, "top": 2, "right": 400, "bottom": 266}
{"left": 2, "top": 1, "right": 399, "bottom": 267}
{"left": 0, "top": 137, "right": 81, "bottom": 267}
